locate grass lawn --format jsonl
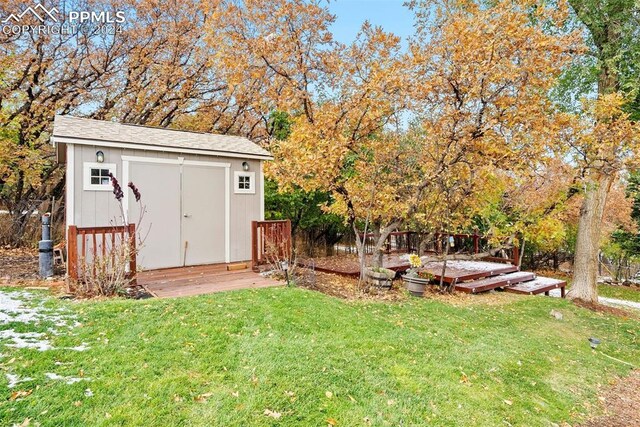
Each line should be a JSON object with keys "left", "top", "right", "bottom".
{"left": 598, "top": 284, "right": 640, "bottom": 303}
{"left": 1, "top": 287, "right": 639, "bottom": 426}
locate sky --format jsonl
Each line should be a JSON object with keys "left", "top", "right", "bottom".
{"left": 327, "top": 0, "right": 415, "bottom": 46}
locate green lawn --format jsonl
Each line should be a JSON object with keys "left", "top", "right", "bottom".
{"left": 1, "top": 287, "right": 638, "bottom": 426}
{"left": 598, "top": 284, "right": 640, "bottom": 303}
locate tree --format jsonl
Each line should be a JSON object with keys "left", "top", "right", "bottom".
{"left": 0, "top": 0, "right": 279, "bottom": 245}
{"left": 563, "top": 0, "right": 640, "bottom": 302}
{"left": 403, "top": 0, "right": 579, "bottom": 279}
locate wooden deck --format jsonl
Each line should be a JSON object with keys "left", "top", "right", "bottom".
{"left": 421, "top": 260, "right": 518, "bottom": 284}
{"left": 414, "top": 260, "right": 566, "bottom": 297}
{"left": 138, "top": 263, "right": 282, "bottom": 298}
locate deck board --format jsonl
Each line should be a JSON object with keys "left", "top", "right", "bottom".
{"left": 454, "top": 271, "right": 536, "bottom": 293}
{"left": 421, "top": 260, "right": 518, "bottom": 284}
{"left": 505, "top": 277, "right": 566, "bottom": 296}
{"left": 139, "top": 265, "right": 282, "bottom": 298}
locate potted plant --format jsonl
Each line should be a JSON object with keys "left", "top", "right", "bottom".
{"left": 364, "top": 266, "right": 396, "bottom": 289}
{"left": 402, "top": 254, "right": 434, "bottom": 296}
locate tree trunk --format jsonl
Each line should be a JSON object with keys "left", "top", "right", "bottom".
{"left": 569, "top": 173, "right": 614, "bottom": 303}
{"left": 372, "top": 225, "right": 384, "bottom": 268}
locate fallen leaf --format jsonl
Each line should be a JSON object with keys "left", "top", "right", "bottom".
{"left": 194, "top": 393, "right": 213, "bottom": 403}
{"left": 325, "top": 391, "right": 333, "bottom": 399}
{"left": 231, "top": 391, "right": 239, "bottom": 398}
{"left": 74, "top": 401, "right": 82, "bottom": 407}
{"left": 13, "top": 418, "right": 30, "bottom": 427}
{"left": 327, "top": 417, "right": 338, "bottom": 426}
{"left": 503, "top": 399, "right": 513, "bottom": 406}
{"left": 387, "top": 399, "right": 395, "bottom": 406}
{"left": 263, "top": 409, "right": 282, "bottom": 419}
{"left": 9, "top": 390, "right": 32, "bottom": 401}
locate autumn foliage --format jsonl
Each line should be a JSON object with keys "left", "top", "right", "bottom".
{"left": 1, "top": 0, "right": 638, "bottom": 299}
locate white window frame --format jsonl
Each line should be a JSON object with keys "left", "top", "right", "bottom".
{"left": 83, "top": 162, "right": 117, "bottom": 191}
{"left": 234, "top": 171, "right": 255, "bottom": 194}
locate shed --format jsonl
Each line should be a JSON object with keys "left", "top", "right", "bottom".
{"left": 52, "top": 115, "right": 272, "bottom": 270}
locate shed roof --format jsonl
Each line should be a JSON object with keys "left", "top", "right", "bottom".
{"left": 52, "top": 115, "right": 272, "bottom": 160}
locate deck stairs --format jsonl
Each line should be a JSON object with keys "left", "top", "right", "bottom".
{"left": 453, "top": 268, "right": 565, "bottom": 296}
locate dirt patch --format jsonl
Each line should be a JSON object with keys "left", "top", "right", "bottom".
{"left": 578, "top": 370, "right": 640, "bottom": 427}
{"left": 0, "top": 248, "right": 40, "bottom": 280}
{"left": 573, "top": 299, "right": 639, "bottom": 320}
{"left": 296, "top": 269, "right": 407, "bottom": 301}
{"left": 0, "top": 248, "right": 65, "bottom": 283}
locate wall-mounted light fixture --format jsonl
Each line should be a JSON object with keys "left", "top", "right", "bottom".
{"left": 96, "top": 150, "right": 105, "bottom": 163}
{"left": 242, "top": 161, "right": 250, "bottom": 171}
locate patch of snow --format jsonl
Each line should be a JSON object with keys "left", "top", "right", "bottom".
{"left": 0, "top": 330, "right": 53, "bottom": 351}
{"left": 6, "top": 373, "right": 33, "bottom": 388}
{"left": 547, "top": 289, "right": 640, "bottom": 310}
{"left": 0, "top": 290, "right": 75, "bottom": 327}
{"left": 0, "top": 290, "right": 87, "bottom": 352}
{"left": 423, "top": 260, "right": 514, "bottom": 271}
{"left": 533, "top": 276, "right": 563, "bottom": 285}
{"left": 599, "top": 297, "right": 640, "bottom": 311}
{"left": 65, "top": 343, "right": 90, "bottom": 352}
{"left": 45, "top": 372, "right": 91, "bottom": 384}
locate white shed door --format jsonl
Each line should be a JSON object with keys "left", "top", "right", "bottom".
{"left": 181, "top": 165, "right": 225, "bottom": 266}
{"left": 129, "top": 162, "right": 182, "bottom": 270}
{"left": 128, "top": 160, "right": 226, "bottom": 270}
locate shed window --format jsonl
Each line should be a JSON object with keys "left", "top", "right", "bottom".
{"left": 234, "top": 171, "right": 255, "bottom": 194}
{"left": 83, "top": 162, "right": 117, "bottom": 191}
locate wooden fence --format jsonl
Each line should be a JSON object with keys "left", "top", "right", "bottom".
{"left": 67, "top": 224, "right": 137, "bottom": 284}
{"left": 251, "top": 220, "right": 292, "bottom": 270}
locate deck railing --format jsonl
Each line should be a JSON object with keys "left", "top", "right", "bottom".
{"left": 251, "top": 220, "right": 292, "bottom": 270}
{"left": 67, "top": 224, "right": 137, "bottom": 284}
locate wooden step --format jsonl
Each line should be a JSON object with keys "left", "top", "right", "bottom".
{"left": 505, "top": 276, "right": 566, "bottom": 297}
{"left": 422, "top": 261, "right": 519, "bottom": 284}
{"left": 227, "top": 262, "right": 249, "bottom": 271}
{"left": 455, "top": 271, "right": 536, "bottom": 294}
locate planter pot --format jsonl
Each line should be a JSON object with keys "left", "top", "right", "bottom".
{"left": 402, "top": 275, "right": 430, "bottom": 297}
{"left": 364, "top": 267, "right": 396, "bottom": 289}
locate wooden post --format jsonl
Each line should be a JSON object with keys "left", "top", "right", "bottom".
{"left": 128, "top": 223, "right": 137, "bottom": 286}
{"left": 473, "top": 233, "right": 479, "bottom": 254}
{"left": 251, "top": 221, "right": 258, "bottom": 271}
{"left": 512, "top": 244, "right": 520, "bottom": 267}
{"left": 285, "top": 219, "right": 292, "bottom": 260}
{"left": 67, "top": 225, "right": 78, "bottom": 281}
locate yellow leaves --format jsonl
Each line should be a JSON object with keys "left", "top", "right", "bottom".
{"left": 193, "top": 392, "right": 213, "bottom": 403}
{"left": 569, "top": 92, "right": 640, "bottom": 174}
{"left": 9, "top": 389, "right": 32, "bottom": 401}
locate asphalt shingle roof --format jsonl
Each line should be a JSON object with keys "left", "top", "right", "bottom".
{"left": 52, "top": 115, "right": 272, "bottom": 159}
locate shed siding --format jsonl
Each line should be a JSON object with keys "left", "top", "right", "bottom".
{"left": 70, "top": 144, "right": 262, "bottom": 264}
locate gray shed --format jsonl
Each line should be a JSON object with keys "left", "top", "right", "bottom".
{"left": 52, "top": 116, "right": 272, "bottom": 270}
